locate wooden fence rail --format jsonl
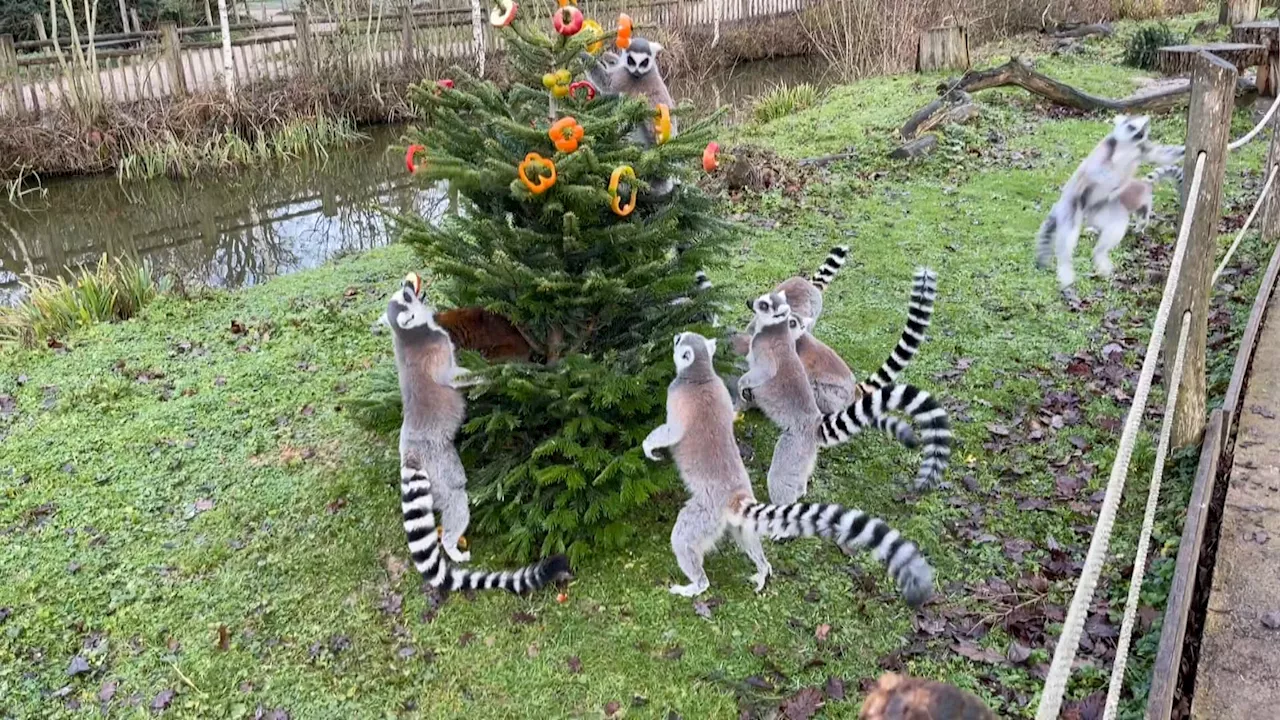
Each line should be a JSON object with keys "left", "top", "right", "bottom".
{"left": 0, "top": 0, "right": 809, "bottom": 118}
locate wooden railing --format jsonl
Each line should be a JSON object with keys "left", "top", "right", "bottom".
{"left": 0, "top": 0, "right": 811, "bottom": 118}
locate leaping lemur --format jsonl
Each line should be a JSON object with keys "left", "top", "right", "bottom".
{"left": 738, "top": 290, "right": 952, "bottom": 502}
{"left": 385, "top": 275, "right": 570, "bottom": 594}
{"left": 641, "top": 331, "right": 935, "bottom": 607}
{"left": 1035, "top": 114, "right": 1185, "bottom": 289}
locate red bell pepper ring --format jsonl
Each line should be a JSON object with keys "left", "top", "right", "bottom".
{"left": 568, "top": 81, "right": 597, "bottom": 101}
{"left": 518, "top": 153, "right": 557, "bottom": 194}
{"left": 405, "top": 144, "right": 426, "bottom": 174}
{"left": 489, "top": 0, "right": 517, "bottom": 27}
{"left": 702, "top": 142, "right": 720, "bottom": 172}
{"left": 553, "top": 5, "right": 584, "bottom": 36}
{"left": 436, "top": 79, "right": 454, "bottom": 94}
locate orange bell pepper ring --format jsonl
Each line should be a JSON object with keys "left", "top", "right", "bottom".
{"left": 549, "top": 117, "right": 584, "bottom": 153}
{"left": 702, "top": 141, "right": 719, "bottom": 172}
{"left": 609, "top": 165, "right": 637, "bottom": 217}
{"left": 518, "top": 153, "right": 557, "bottom": 194}
{"left": 616, "top": 13, "right": 632, "bottom": 50}
{"left": 654, "top": 104, "right": 672, "bottom": 145}
{"left": 405, "top": 144, "right": 426, "bottom": 174}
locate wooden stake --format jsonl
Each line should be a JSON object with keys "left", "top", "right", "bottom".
{"left": 917, "top": 26, "right": 969, "bottom": 73}
{"left": 294, "top": 9, "right": 312, "bottom": 76}
{"left": 161, "top": 21, "right": 186, "bottom": 96}
{"left": 1260, "top": 95, "right": 1280, "bottom": 242}
{"left": 0, "top": 34, "right": 24, "bottom": 119}
{"left": 1169, "top": 52, "right": 1237, "bottom": 450}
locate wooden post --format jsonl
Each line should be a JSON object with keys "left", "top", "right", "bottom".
{"left": 294, "top": 9, "right": 312, "bottom": 76}
{"left": 400, "top": 7, "right": 414, "bottom": 66}
{"left": 160, "top": 21, "right": 186, "bottom": 96}
{"left": 33, "top": 13, "right": 48, "bottom": 42}
{"left": 917, "top": 26, "right": 970, "bottom": 72}
{"left": 117, "top": 0, "right": 131, "bottom": 32}
{"left": 1259, "top": 98, "right": 1280, "bottom": 242}
{"left": 1220, "top": 0, "right": 1261, "bottom": 25}
{"left": 1169, "top": 52, "right": 1237, "bottom": 450}
{"left": 0, "top": 35, "right": 23, "bottom": 119}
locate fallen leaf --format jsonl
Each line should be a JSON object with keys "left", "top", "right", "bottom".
{"left": 815, "top": 624, "right": 831, "bottom": 642}
{"left": 986, "top": 423, "right": 1011, "bottom": 437}
{"left": 66, "top": 655, "right": 91, "bottom": 676}
{"left": 0, "top": 394, "right": 15, "bottom": 418}
{"left": 780, "top": 687, "right": 824, "bottom": 720}
{"left": 214, "top": 376, "right": 227, "bottom": 387}
{"left": 458, "top": 632, "right": 475, "bottom": 647}
{"left": 663, "top": 646, "right": 684, "bottom": 661}
{"left": 604, "top": 700, "right": 621, "bottom": 717}
{"left": 511, "top": 611, "right": 537, "bottom": 625}
{"left": 230, "top": 320, "right": 246, "bottom": 335}
{"left": 1007, "top": 641, "right": 1032, "bottom": 664}
{"left": 300, "top": 405, "right": 315, "bottom": 417}
{"left": 325, "top": 498, "right": 348, "bottom": 514}
{"left": 693, "top": 600, "right": 713, "bottom": 620}
{"left": 217, "top": 624, "right": 230, "bottom": 651}
{"left": 194, "top": 498, "right": 215, "bottom": 513}
{"left": 526, "top": 643, "right": 540, "bottom": 658}
{"left": 750, "top": 643, "right": 770, "bottom": 657}
{"left": 150, "top": 689, "right": 175, "bottom": 711}
{"left": 824, "top": 676, "right": 845, "bottom": 701}
{"left": 567, "top": 656, "right": 582, "bottom": 673}
{"left": 951, "top": 640, "right": 1005, "bottom": 665}
{"left": 98, "top": 679, "right": 118, "bottom": 702}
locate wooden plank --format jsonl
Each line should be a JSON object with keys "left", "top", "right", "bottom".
{"left": 1146, "top": 409, "right": 1227, "bottom": 720}
{"left": 1223, "top": 202, "right": 1280, "bottom": 436}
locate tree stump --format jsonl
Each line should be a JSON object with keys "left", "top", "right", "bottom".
{"left": 1156, "top": 43, "right": 1265, "bottom": 75}
{"left": 917, "top": 26, "right": 970, "bottom": 73}
{"left": 1220, "top": 0, "right": 1261, "bottom": 26}
{"left": 1232, "top": 20, "right": 1279, "bottom": 95}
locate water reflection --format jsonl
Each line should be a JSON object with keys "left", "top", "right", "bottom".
{"left": 0, "top": 56, "right": 827, "bottom": 305}
{"left": 0, "top": 125, "right": 449, "bottom": 305}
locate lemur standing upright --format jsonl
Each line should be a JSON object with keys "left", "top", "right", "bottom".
{"left": 738, "top": 291, "right": 952, "bottom": 502}
{"left": 642, "top": 332, "right": 934, "bottom": 607}
{"left": 1035, "top": 114, "right": 1185, "bottom": 289}
{"left": 385, "top": 275, "right": 570, "bottom": 594}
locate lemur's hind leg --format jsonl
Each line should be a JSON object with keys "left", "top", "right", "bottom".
{"left": 728, "top": 526, "right": 772, "bottom": 592}
{"left": 669, "top": 501, "right": 721, "bottom": 597}
{"left": 435, "top": 483, "right": 472, "bottom": 564}
{"left": 1090, "top": 201, "right": 1132, "bottom": 280}
{"left": 765, "top": 429, "right": 817, "bottom": 508}
{"left": 1117, "top": 179, "right": 1154, "bottom": 233}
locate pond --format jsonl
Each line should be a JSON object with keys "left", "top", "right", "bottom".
{"left": 0, "top": 56, "right": 827, "bottom": 306}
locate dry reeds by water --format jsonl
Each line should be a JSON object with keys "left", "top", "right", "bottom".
{"left": 0, "top": 255, "right": 169, "bottom": 349}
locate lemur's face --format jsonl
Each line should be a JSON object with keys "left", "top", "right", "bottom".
{"left": 622, "top": 38, "right": 662, "bottom": 78}
{"left": 1114, "top": 114, "right": 1150, "bottom": 142}
{"left": 384, "top": 273, "right": 439, "bottom": 335}
{"left": 673, "top": 332, "right": 715, "bottom": 373}
{"left": 748, "top": 291, "right": 791, "bottom": 328}
{"left": 786, "top": 314, "right": 814, "bottom": 340}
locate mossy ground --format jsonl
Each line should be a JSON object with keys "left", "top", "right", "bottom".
{"left": 1, "top": 15, "right": 1274, "bottom": 719}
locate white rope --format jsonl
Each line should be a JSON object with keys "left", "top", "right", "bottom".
{"left": 1102, "top": 314, "right": 1192, "bottom": 720}
{"left": 1036, "top": 152, "right": 1207, "bottom": 720}
{"left": 1229, "top": 91, "right": 1280, "bottom": 151}
{"left": 1212, "top": 163, "right": 1279, "bottom": 287}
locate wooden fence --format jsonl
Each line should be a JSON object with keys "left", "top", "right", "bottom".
{"left": 0, "top": 0, "right": 811, "bottom": 118}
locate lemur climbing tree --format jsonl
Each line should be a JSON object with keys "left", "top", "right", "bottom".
{"left": 353, "top": 3, "right": 734, "bottom": 561}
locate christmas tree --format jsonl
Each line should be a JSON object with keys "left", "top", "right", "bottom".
{"left": 354, "top": 2, "right": 734, "bottom": 562}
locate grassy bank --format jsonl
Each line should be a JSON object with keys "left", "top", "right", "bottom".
{"left": 2, "top": 18, "right": 1275, "bottom": 718}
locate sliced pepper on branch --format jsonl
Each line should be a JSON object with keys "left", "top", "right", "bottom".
{"left": 549, "top": 117, "right": 585, "bottom": 153}
{"left": 609, "top": 165, "right": 637, "bottom": 217}
{"left": 519, "top": 153, "right": 557, "bottom": 194}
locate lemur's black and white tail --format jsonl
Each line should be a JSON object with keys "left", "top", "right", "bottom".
{"left": 1035, "top": 210, "right": 1062, "bottom": 270}
{"left": 729, "top": 500, "right": 934, "bottom": 607}
{"left": 1145, "top": 164, "right": 1183, "bottom": 187}
{"left": 818, "top": 384, "right": 952, "bottom": 489}
{"left": 865, "top": 268, "right": 937, "bottom": 390}
{"left": 694, "top": 270, "right": 712, "bottom": 291}
{"left": 810, "top": 246, "right": 850, "bottom": 291}
{"left": 401, "top": 468, "right": 570, "bottom": 594}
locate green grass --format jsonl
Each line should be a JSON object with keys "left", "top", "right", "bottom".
{"left": 1, "top": 18, "right": 1274, "bottom": 719}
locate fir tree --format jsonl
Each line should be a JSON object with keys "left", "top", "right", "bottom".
{"left": 354, "top": 3, "right": 734, "bottom": 562}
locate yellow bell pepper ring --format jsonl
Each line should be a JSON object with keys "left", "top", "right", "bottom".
{"left": 519, "top": 153, "right": 557, "bottom": 194}
{"left": 609, "top": 165, "right": 637, "bottom": 217}
{"left": 581, "top": 19, "right": 603, "bottom": 54}
{"left": 654, "top": 104, "right": 672, "bottom": 145}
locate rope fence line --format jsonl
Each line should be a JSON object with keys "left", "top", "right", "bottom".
{"left": 1228, "top": 91, "right": 1280, "bottom": 151}
{"left": 1102, "top": 314, "right": 1192, "bottom": 720}
{"left": 1213, "top": 163, "right": 1278, "bottom": 287}
{"left": 1035, "top": 151, "right": 1208, "bottom": 720}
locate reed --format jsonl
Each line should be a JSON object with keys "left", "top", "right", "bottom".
{"left": 752, "top": 82, "right": 822, "bottom": 123}
{"left": 0, "top": 254, "right": 169, "bottom": 349}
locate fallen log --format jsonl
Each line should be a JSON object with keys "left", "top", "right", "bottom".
{"left": 890, "top": 135, "right": 938, "bottom": 159}
{"left": 901, "top": 90, "right": 972, "bottom": 139}
{"left": 1051, "top": 23, "right": 1112, "bottom": 39}
{"left": 926, "top": 57, "right": 1258, "bottom": 116}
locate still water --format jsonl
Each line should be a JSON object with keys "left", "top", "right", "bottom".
{"left": 0, "top": 57, "right": 825, "bottom": 305}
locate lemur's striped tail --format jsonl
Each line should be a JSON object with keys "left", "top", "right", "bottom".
{"left": 1145, "top": 164, "right": 1183, "bottom": 187}
{"left": 810, "top": 246, "right": 850, "bottom": 291}
{"left": 866, "top": 268, "right": 937, "bottom": 390}
{"left": 401, "top": 468, "right": 570, "bottom": 594}
{"left": 819, "top": 383, "right": 952, "bottom": 490}
{"left": 729, "top": 499, "right": 934, "bottom": 607}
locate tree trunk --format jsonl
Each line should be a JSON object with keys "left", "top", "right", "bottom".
{"left": 917, "top": 26, "right": 969, "bottom": 73}
{"left": 1220, "top": 0, "right": 1261, "bottom": 25}
{"left": 1156, "top": 42, "right": 1265, "bottom": 75}
{"left": 217, "top": 0, "right": 234, "bottom": 98}
{"left": 1231, "top": 20, "right": 1279, "bottom": 95}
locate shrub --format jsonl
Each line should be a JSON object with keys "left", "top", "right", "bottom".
{"left": 753, "top": 83, "right": 822, "bottom": 124}
{"left": 1124, "top": 24, "right": 1182, "bottom": 70}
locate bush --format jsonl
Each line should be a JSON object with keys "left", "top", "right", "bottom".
{"left": 1124, "top": 23, "right": 1182, "bottom": 70}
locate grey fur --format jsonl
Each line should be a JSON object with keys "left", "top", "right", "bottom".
{"left": 642, "top": 332, "right": 934, "bottom": 607}
{"left": 386, "top": 278, "right": 570, "bottom": 594}
{"left": 1035, "top": 114, "right": 1185, "bottom": 288}
{"left": 732, "top": 246, "right": 849, "bottom": 356}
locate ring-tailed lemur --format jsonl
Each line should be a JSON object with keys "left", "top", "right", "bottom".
{"left": 738, "top": 291, "right": 951, "bottom": 500}
{"left": 730, "top": 246, "right": 850, "bottom": 356}
{"left": 1035, "top": 114, "right": 1185, "bottom": 289}
{"left": 641, "top": 332, "right": 934, "bottom": 607}
{"left": 860, "top": 673, "right": 998, "bottom": 720}
{"left": 780, "top": 267, "right": 938, "bottom": 415}
{"left": 385, "top": 275, "right": 570, "bottom": 593}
